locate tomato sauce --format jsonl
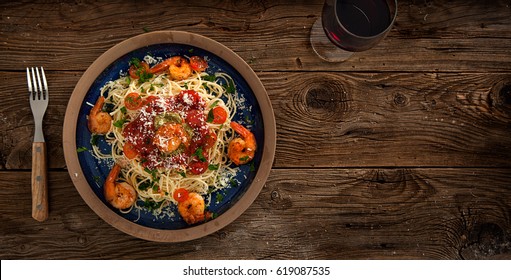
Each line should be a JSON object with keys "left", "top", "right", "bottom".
{"left": 122, "top": 90, "right": 212, "bottom": 173}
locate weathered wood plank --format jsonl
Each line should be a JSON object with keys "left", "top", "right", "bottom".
{"left": 0, "top": 71, "right": 72, "bottom": 170}
{"left": 1, "top": 169, "right": 510, "bottom": 259}
{"left": 268, "top": 71, "right": 511, "bottom": 168}
{"left": 1, "top": 0, "right": 510, "bottom": 72}
{"left": 1, "top": 71, "right": 510, "bottom": 170}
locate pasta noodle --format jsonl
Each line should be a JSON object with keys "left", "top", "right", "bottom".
{"left": 90, "top": 55, "right": 242, "bottom": 215}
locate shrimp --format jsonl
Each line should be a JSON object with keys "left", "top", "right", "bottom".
{"left": 148, "top": 56, "right": 192, "bottom": 81}
{"left": 104, "top": 164, "right": 137, "bottom": 210}
{"left": 228, "top": 121, "right": 257, "bottom": 165}
{"left": 152, "top": 123, "right": 190, "bottom": 153}
{"left": 178, "top": 192, "right": 207, "bottom": 225}
{"left": 88, "top": 96, "right": 112, "bottom": 134}
{"left": 168, "top": 56, "right": 192, "bottom": 81}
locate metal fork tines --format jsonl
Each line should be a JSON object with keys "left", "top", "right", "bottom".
{"left": 27, "top": 67, "right": 49, "bottom": 142}
{"left": 26, "top": 67, "right": 49, "bottom": 222}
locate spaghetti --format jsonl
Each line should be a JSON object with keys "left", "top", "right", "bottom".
{"left": 87, "top": 54, "right": 247, "bottom": 219}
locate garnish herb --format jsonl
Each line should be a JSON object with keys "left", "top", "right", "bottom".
{"left": 76, "top": 146, "right": 88, "bottom": 153}
{"left": 120, "top": 106, "right": 127, "bottom": 114}
{"left": 138, "top": 70, "right": 153, "bottom": 84}
{"left": 225, "top": 78, "right": 235, "bottom": 94}
{"left": 239, "top": 155, "right": 249, "bottom": 162}
{"left": 193, "top": 147, "right": 207, "bottom": 162}
{"left": 144, "top": 167, "right": 159, "bottom": 181}
{"left": 216, "top": 193, "right": 224, "bottom": 203}
{"left": 206, "top": 109, "right": 215, "bottom": 123}
{"left": 143, "top": 199, "right": 163, "bottom": 211}
{"left": 203, "top": 74, "right": 216, "bottom": 82}
{"left": 129, "top": 57, "right": 141, "bottom": 68}
{"left": 138, "top": 180, "right": 154, "bottom": 191}
{"left": 209, "top": 100, "right": 220, "bottom": 108}
{"left": 249, "top": 162, "right": 255, "bottom": 172}
{"left": 90, "top": 134, "right": 99, "bottom": 146}
{"left": 208, "top": 164, "right": 219, "bottom": 171}
{"left": 229, "top": 178, "right": 238, "bottom": 188}
{"left": 113, "top": 119, "right": 128, "bottom": 128}
{"left": 178, "top": 171, "right": 187, "bottom": 178}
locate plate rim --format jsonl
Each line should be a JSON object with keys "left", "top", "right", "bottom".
{"left": 62, "top": 30, "right": 276, "bottom": 242}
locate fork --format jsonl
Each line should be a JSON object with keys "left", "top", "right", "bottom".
{"left": 27, "top": 67, "right": 49, "bottom": 222}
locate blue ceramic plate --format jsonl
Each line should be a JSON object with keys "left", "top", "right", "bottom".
{"left": 63, "top": 31, "right": 276, "bottom": 242}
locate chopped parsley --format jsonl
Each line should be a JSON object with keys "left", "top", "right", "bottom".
{"left": 129, "top": 57, "right": 141, "bottom": 68}
{"left": 225, "top": 78, "right": 235, "bottom": 94}
{"left": 76, "top": 146, "right": 88, "bottom": 153}
{"left": 206, "top": 109, "right": 215, "bottom": 123}
{"left": 90, "top": 134, "right": 99, "bottom": 146}
{"left": 129, "top": 57, "right": 153, "bottom": 84}
{"left": 144, "top": 167, "right": 159, "bottom": 181}
{"left": 138, "top": 180, "right": 154, "bottom": 191}
{"left": 208, "top": 164, "right": 219, "bottom": 171}
{"left": 203, "top": 74, "right": 216, "bottom": 82}
{"left": 113, "top": 119, "right": 128, "bottom": 128}
{"left": 120, "top": 106, "right": 127, "bottom": 114}
{"left": 143, "top": 199, "right": 163, "bottom": 211}
{"left": 193, "top": 147, "right": 207, "bottom": 162}
{"left": 138, "top": 70, "right": 153, "bottom": 84}
{"left": 209, "top": 100, "right": 220, "bottom": 108}
{"left": 216, "top": 193, "right": 224, "bottom": 203}
{"left": 229, "top": 178, "right": 239, "bottom": 188}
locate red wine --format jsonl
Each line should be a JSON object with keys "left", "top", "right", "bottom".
{"left": 322, "top": 0, "right": 395, "bottom": 52}
{"left": 337, "top": 0, "right": 391, "bottom": 37}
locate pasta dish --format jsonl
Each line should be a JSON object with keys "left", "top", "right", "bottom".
{"left": 85, "top": 54, "right": 256, "bottom": 225}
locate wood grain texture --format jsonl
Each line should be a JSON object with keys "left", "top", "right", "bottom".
{"left": 1, "top": 0, "right": 511, "bottom": 261}
{"left": 31, "top": 142, "right": 48, "bottom": 221}
{"left": 1, "top": 169, "right": 510, "bottom": 259}
{"left": 268, "top": 71, "right": 511, "bottom": 167}
{"left": 0, "top": 70, "right": 69, "bottom": 170}
{"left": 1, "top": 71, "right": 510, "bottom": 169}
{"left": 0, "top": 0, "right": 510, "bottom": 72}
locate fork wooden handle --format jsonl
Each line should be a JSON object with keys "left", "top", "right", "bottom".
{"left": 31, "top": 142, "right": 48, "bottom": 221}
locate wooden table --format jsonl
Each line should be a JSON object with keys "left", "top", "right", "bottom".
{"left": 1, "top": 0, "right": 511, "bottom": 260}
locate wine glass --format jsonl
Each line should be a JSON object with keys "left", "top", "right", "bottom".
{"left": 310, "top": 0, "right": 398, "bottom": 62}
